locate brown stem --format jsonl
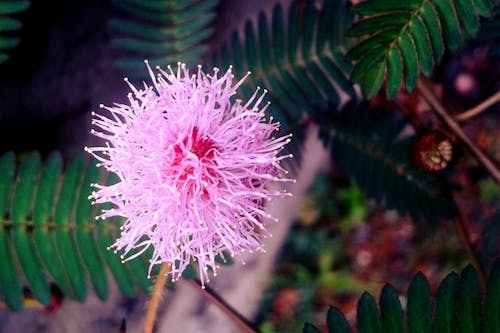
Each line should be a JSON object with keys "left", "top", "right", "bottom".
{"left": 454, "top": 214, "right": 487, "bottom": 291}
{"left": 417, "top": 80, "right": 500, "bottom": 185}
{"left": 455, "top": 90, "right": 500, "bottom": 122}
{"left": 143, "top": 263, "right": 171, "bottom": 333}
{"left": 185, "top": 278, "right": 258, "bottom": 333}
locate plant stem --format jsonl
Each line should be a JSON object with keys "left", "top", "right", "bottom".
{"left": 455, "top": 90, "right": 500, "bottom": 122}
{"left": 454, "top": 213, "right": 487, "bottom": 290}
{"left": 185, "top": 278, "right": 258, "bottom": 333}
{"left": 417, "top": 80, "right": 500, "bottom": 185}
{"left": 143, "top": 263, "right": 171, "bottom": 333}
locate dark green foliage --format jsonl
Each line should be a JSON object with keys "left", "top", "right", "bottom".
{"left": 211, "top": 0, "right": 356, "bottom": 169}
{"left": 484, "top": 260, "right": 500, "bottom": 333}
{"left": 435, "top": 272, "right": 459, "bottom": 333}
{"left": 0, "top": 152, "right": 155, "bottom": 310}
{"left": 326, "top": 307, "right": 352, "bottom": 333}
{"left": 0, "top": 0, "right": 30, "bottom": 64}
{"left": 379, "top": 285, "right": 405, "bottom": 333}
{"left": 317, "top": 102, "right": 457, "bottom": 223}
{"left": 109, "top": 0, "right": 219, "bottom": 77}
{"left": 357, "top": 292, "right": 381, "bottom": 333}
{"left": 456, "top": 265, "right": 481, "bottom": 332}
{"left": 407, "top": 273, "right": 432, "bottom": 333}
{"left": 305, "top": 262, "right": 500, "bottom": 332}
{"left": 347, "top": 0, "right": 498, "bottom": 98}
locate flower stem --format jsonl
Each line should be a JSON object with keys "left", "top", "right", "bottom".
{"left": 417, "top": 80, "right": 500, "bottom": 185}
{"left": 455, "top": 90, "right": 500, "bottom": 122}
{"left": 186, "top": 278, "right": 258, "bottom": 333}
{"left": 143, "top": 263, "right": 171, "bottom": 333}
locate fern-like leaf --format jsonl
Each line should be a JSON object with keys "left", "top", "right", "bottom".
{"left": 109, "top": 0, "right": 219, "bottom": 77}
{"left": 211, "top": 0, "right": 357, "bottom": 168}
{"left": 0, "top": 152, "right": 155, "bottom": 310}
{"left": 347, "top": 0, "right": 498, "bottom": 98}
{"left": 0, "top": 0, "right": 30, "bottom": 64}
{"left": 0, "top": 151, "right": 229, "bottom": 310}
{"left": 304, "top": 261, "right": 500, "bottom": 333}
{"left": 317, "top": 102, "right": 457, "bottom": 223}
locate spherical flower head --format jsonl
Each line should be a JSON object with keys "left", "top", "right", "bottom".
{"left": 85, "top": 62, "right": 293, "bottom": 285}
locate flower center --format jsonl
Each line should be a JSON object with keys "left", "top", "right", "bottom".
{"left": 172, "top": 126, "right": 215, "bottom": 167}
{"left": 165, "top": 126, "right": 218, "bottom": 202}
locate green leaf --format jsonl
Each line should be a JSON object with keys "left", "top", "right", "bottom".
{"left": 346, "top": 30, "right": 398, "bottom": 62}
{"left": 347, "top": 0, "right": 495, "bottom": 99}
{"left": 386, "top": 47, "right": 403, "bottom": 98}
{"left": 11, "top": 153, "right": 40, "bottom": 225}
{"left": 348, "top": 13, "right": 410, "bottom": 37}
{"left": 0, "top": 153, "right": 22, "bottom": 310}
{"left": 0, "top": 152, "right": 159, "bottom": 310}
{"left": 10, "top": 154, "right": 51, "bottom": 304}
{"left": 353, "top": 0, "right": 420, "bottom": 15}
{"left": 212, "top": 1, "right": 356, "bottom": 165}
{"left": 286, "top": 2, "right": 299, "bottom": 65}
{"left": 351, "top": 48, "right": 386, "bottom": 83}
{"left": 32, "top": 153, "right": 74, "bottom": 298}
{"left": 110, "top": 0, "right": 219, "bottom": 77}
{"left": 96, "top": 217, "right": 136, "bottom": 297}
{"left": 473, "top": 0, "right": 493, "bottom": 16}
{"left": 95, "top": 175, "right": 136, "bottom": 297}
{"left": 407, "top": 272, "right": 432, "bottom": 333}
{"left": 379, "top": 285, "right": 405, "bottom": 333}
{"left": 75, "top": 160, "right": 108, "bottom": 300}
{"left": 435, "top": 272, "right": 459, "bottom": 333}
{"left": 454, "top": 0, "right": 480, "bottom": 36}
{"left": 0, "top": 1, "right": 30, "bottom": 15}
{"left": 258, "top": 12, "right": 272, "bottom": 72}
{"left": 360, "top": 59, "right": 386, "bottom": 98}
{"left": 0, "top": 152, "right": 14, "bottom": 217}
{"left": 33, "top": 153, "right": 61, "bottom": 225}
{"left": 484, "top": 259, "right": 500, "bottom": 333}
{"left": 456, "top": 265, "right": 480, "bottom": 333}
{"left": 398, "top": 31, "right": 419, "bottom": 92}
{"left": 0, "top": 1, "right": 30, "bottom": 64}
{"left": 0, "top": 229, "right": 22, "bottom": 310}
{"left": 0, "top": 17, "right": 22, "bottom": 31}
{"left": 327, "top": 306, "right": 352, "bottom": 333}
{"left": 421, "top": 2, "right": 445, "bottom": 63}
{"left": 0, "top": 37, "right": 19, "bottom": 50}
{"left": 408, "top": 15, "right": 434, "bottom": 77}
{"left": 313, "top": 266, "right": 493, "bottom": 333}
{"left": 271, "top": 5, "right": 285, "bottom": 66}
{"left": 357, "top": 292, "right": 381, "bottom": 333}
{"left": 12, "top": 228, "right": 51, "bottom": 304}
{"left": 434, "top": 0, "right": 462, "bottom": 52}
{"left": 54, "top": 153, "right": 88, "bottom": 301}
{"left": 301, "top": 1, "right": 316, "bottom": 56}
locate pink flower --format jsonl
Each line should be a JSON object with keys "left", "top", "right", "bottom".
{"left": 85, "top": 62, "right": 293, "bottom": 286}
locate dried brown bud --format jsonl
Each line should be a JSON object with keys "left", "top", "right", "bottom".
{"left": 413, "top": 131, "right": 453, "bottom": 172}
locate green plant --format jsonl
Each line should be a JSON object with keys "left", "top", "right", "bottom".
{"left": 109, "top": 0, "right": 219, "bottom": 77}
{"left": 0, "top": 152, "right": 153, "bottom": 311}
{"left": 304, "top": 261, "right": 500, "bottom": 333}
{"left": 0, "top": 0, "right": 30, "bottom": 64}
{"left": 318, "top": 102, "right": 458, "bottom": 223}
{"left": 347, "top": 0, "right": 498, "bottom": 98}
